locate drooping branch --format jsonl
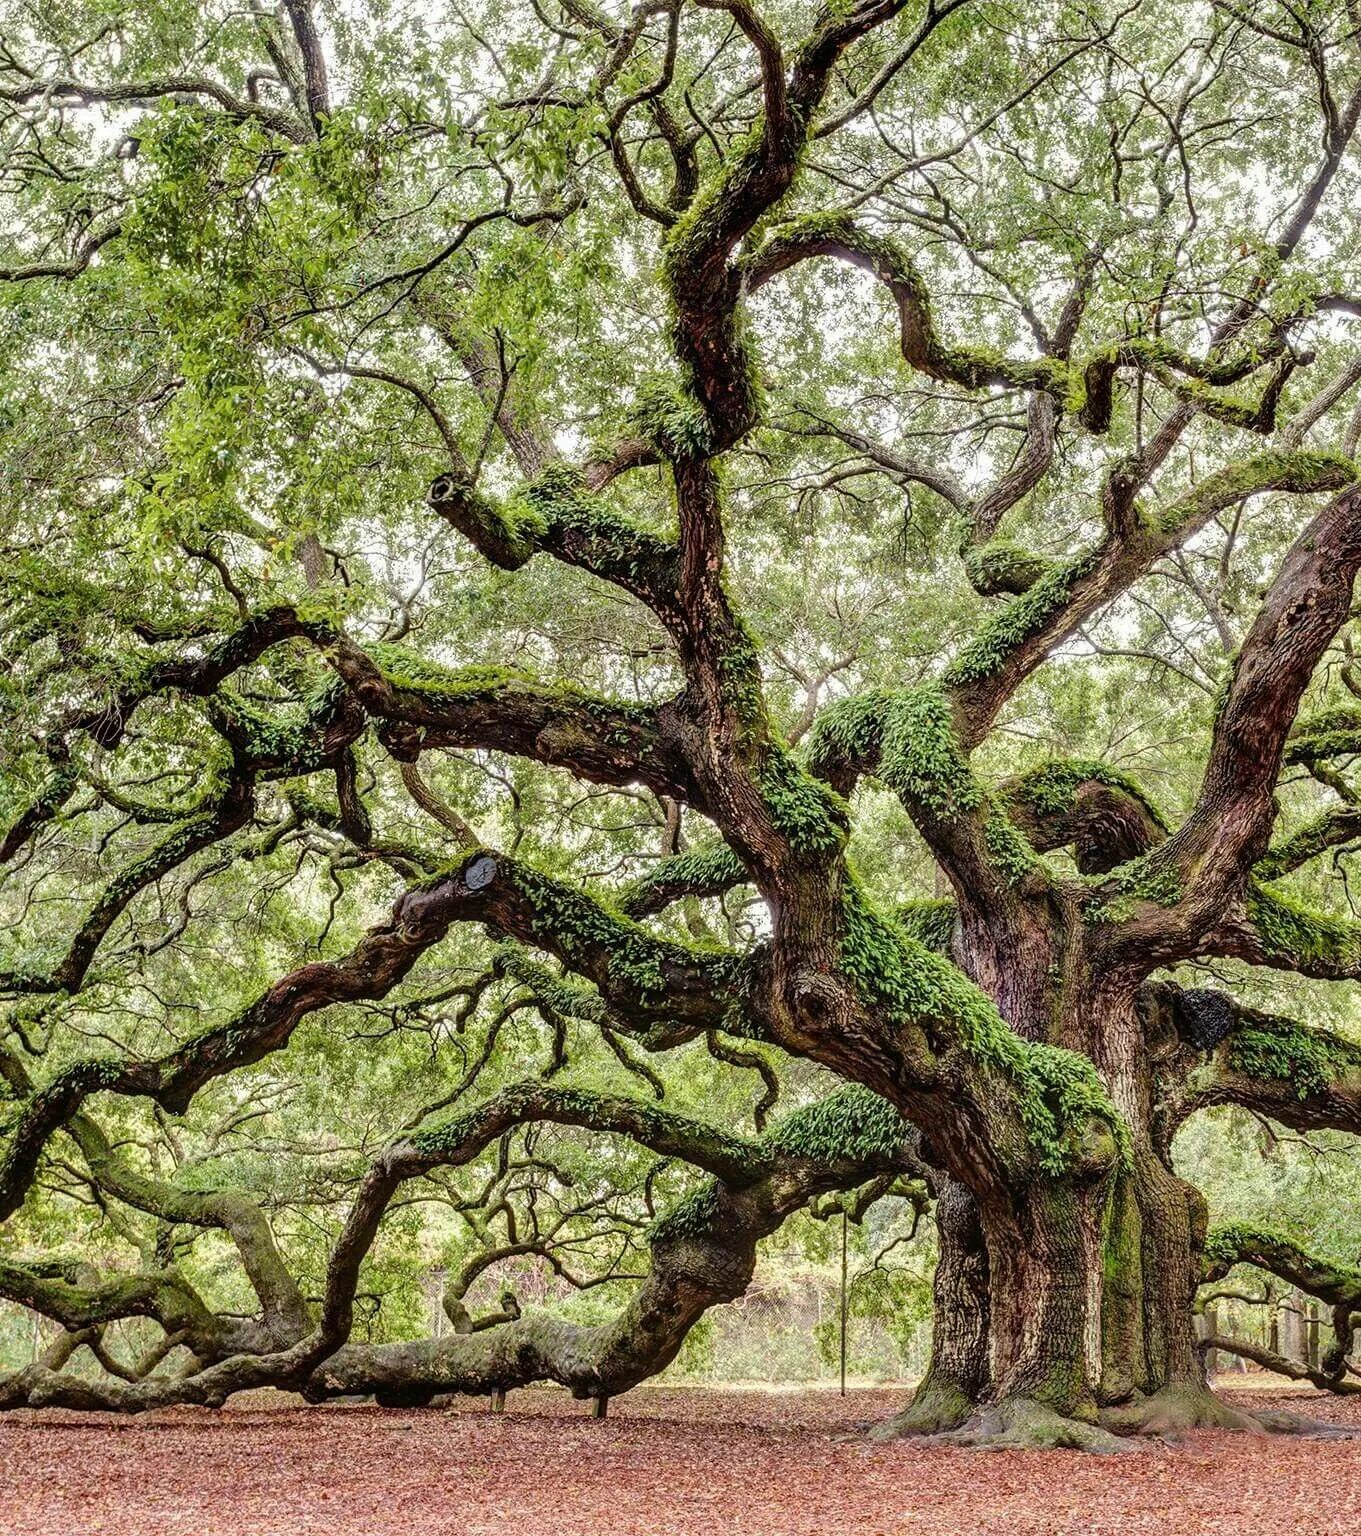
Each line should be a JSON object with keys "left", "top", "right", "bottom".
{"left": 1202, "top": 1223, "right": 1361, "bottom": 1387}
{"left": 0, "top": 1033, "right": 307, "bottom": 1346}
{"left": 0, "top": 1084, "right": 921, "bottom": 1412}
{"left": 1199, "top": 1334, "right": 1361, "bottom": 1393}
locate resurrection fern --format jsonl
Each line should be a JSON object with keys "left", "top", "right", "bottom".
{"left": 1228, "top": 1015, "right": 1358, "bottom": 1097}
{"left": 837, "top": 882, "right": 1126, "bottom": 1174}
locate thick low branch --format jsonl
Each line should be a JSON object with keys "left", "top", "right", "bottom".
{"left": 64, "top": 1112, "right": 310, "bottom": 1345}
{"left": 1199, "top": 1334, "right": 1361, "bottom": 1393}
{"left": 0, "top": 1085, "right": 919, "bottom": 1412}
{"left": 0, "top": 1258, "right": 256, "bottom": 1363}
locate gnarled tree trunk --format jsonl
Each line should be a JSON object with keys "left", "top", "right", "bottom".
{"left": 883, "top": 930, "right": 1227, "bottom": 1446}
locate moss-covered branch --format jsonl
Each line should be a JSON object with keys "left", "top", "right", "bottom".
{"left": 1201, "top": 1224, "right": 1361, "bottom": 1389}
{"left": 744, "top": 214, "right": 1289, "bottom": 429}
{"left": 0, "top": 607, "right": 332, "bottom": 869}
{"left": 1158, "top": 983, "right": 1361, "bottom": 1135}
{"left": 945, "top": 453, "right": 1356, "bottom": 738}
{"left": 0, "top": 851, "right": 751, "bottom": 1223}
{"left": 320, "top": 634, "right": 700, "bottom": 805}
{"left": 656, "top": 2, "right": 909, "bottom": 453}
{"left": 63, "top": 1111, "right": 310, "bottom": 1345}
{"left": 403, "top": 1079, "right": 775, "bottom": 1184}
{"left": 1255, "top": 805, "right": 1361, "bottom": 879}
{"left": 1285, "top": 706, "right": 1361, "bottom": 766}
{"left": 303, "top": 1082, "right": 920, "bottom": 1403}
{"left": 1000, "top": 758, "right": 1169, "bottom": 875}
{"left": 1210, "top": 880, "right": 1361, "bottom": 981}
{"left": 1202, "top": 1223, "right": 1361, "bottom": 1310}
{"left": 0, "top": 1257, "right": 243, "bottom": 1359}
{"left": 620, "top": 843, "right": 750, "bottom": 917}
{"left": 0, "top": 1084, "right": 921, "bottom": 1413}
{"left": 805, "top": 683, "right": 1044, "bottom": 897}
{"left": 427, "top": 464, "right": 684, "bottom": 623}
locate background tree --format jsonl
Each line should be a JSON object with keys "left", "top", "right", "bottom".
{"left": 5, "top": 0, "right": 1361, "bottom": 1450}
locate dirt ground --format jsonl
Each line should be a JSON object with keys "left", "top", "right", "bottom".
{"left": 2, "top": 1382, "right": 1359, "bottom": 1536}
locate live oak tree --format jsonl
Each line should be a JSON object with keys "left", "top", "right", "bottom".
{"left": 8, "top": 0, "right": 1361, "bottom": 1451}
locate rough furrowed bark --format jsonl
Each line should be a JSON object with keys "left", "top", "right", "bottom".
{"left": 870, "top": 1176, "right": 988, "bottom": 1439}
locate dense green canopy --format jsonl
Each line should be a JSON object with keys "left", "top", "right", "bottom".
{"left": 4, "top": 0, "right": 1361, "bottom": 1436}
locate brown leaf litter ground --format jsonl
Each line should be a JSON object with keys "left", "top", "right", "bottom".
{"left": 2, "top": 1382, "right": 1358, "bottom": 1535}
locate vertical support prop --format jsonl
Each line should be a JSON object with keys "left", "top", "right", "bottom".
{"left": 591, "top": 1393, "right": 609, "bottom": 1419}
{"left": 490, "top": 1387, "right": 506, "bottom": 1414}
{"left": 839, "top": 1206, "right": 848, "bottom": 1398}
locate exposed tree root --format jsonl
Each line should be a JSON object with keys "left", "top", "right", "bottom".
{"left": 1101, "top": 1383, "right": 1354, "bottom": 1442}
{"left": 933, "top": 1397, "right": 1134, "bottom": 1454}
{"left": 1100, "top": 1384, "right": 1265, "bottom": 1439}
{"left": 867, "top": 1373, "right": 976, "bottom": 1440}
{"left": 1248, "top": 1406, "right": 1357, "bottom": 1439}
{"left": 867, "top": 1378, "right": 1359, "bottom": 1451}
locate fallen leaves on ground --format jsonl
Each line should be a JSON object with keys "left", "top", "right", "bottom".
{"left": 3, "top": 1384, "right": 1360, "bottom": 1535}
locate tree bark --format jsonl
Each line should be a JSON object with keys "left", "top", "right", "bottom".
{"left": 885, "top": 936, "right": 1241, "bottom": 1444}
{"left": 873, "top": 1176, "right": 987, "bottom": 1437}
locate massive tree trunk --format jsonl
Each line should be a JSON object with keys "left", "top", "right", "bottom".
{"left": 885, "top": 952, "right": 1361, "bottom": 1445}
{"left": 882, "top": 927, "right": 1227, "bottom": 1446}
{"left": 910, "top": 1164, "right": 1237, "bottom": 1445}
